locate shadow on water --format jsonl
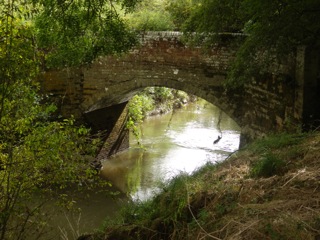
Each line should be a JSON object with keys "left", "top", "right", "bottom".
{"left": 37, "top": 99, "right": 240, "bottom": 239}
{"left": 28, "top": 183, "right": 129, "bottom": 239}
{"left": 100, "top": 100, "right": 241, "bottom": 201}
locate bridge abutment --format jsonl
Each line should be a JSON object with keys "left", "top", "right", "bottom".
{"left": 295, "top": 46, "right": 320, "bottom": 129}
{"left": 84, "top": 102, "right": 129, "bottom": 160}
{"left": 40, "top": 32, "right": 319, "bottom": 159}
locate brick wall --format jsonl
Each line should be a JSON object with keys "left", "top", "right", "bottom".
{"left": 40, "top": 32, "right": 319, "bottom": 156}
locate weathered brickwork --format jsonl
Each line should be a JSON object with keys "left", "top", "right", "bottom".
{"left": 40, "top": 32, "right": 320, "bottom": 155}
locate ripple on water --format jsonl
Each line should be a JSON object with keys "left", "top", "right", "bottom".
{"left": 102, "top": 101, "right": 241, "bottom": 202}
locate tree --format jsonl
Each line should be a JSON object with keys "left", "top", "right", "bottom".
{"left": 0, "top": 0, "right": 140, "bottom": 238}
{"left": 33, "top": 0, "right": 140, "bottom": 68}
{"left": 164, "top": 0, "right": 210, "bottom": 31}
{"left": 125, "top": 0, "right": 174, "bottom": 31}
{"left": 183, "top": 0, "right": 320, "bottom": 87}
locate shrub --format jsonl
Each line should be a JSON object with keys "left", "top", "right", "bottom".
{"left": 125, "top": 7, "right": 174, "bottom": 31}
{"left": 250, "top": 153, "right": 286, "bottom": 178}
{"left": 248, "top": 133, "right": 306, "bottom": 153}
{"left": 126, "top": 94, "right": 154, "bottom": 139}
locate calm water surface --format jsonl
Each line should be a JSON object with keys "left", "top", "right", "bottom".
{"left": 45, "top": 100, "right": 240, "bottom": 238}
{"left": 100, "top": 100, "right": 240, "bottom": 201}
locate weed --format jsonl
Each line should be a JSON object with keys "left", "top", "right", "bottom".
{"left": 248, "top": 133, "right": 306, "bottom": 153}
{"left": 197, "top": 209, "right": 210, "bottom": 223}
{"left": 249, "top": 153, "right": 286, "bottom": 178}
{"left": 264, "top": 223, "right": 285, "bottom": 240}
{"left": 191, "top": 162, "right": 217, "bottom": 178}
{"left": 97, "top": 132, "right": 320, "bottom": 240}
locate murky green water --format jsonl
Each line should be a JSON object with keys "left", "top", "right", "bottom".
{"left": 44, "top": 99, "right": 240, "bottom": 238}
{"left": 100, "top": 100, "right": 240, "bottom": 201}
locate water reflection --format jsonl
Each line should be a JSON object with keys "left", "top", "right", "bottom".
{"left": 101, "top": 100, "right": 240, "bottom": 201}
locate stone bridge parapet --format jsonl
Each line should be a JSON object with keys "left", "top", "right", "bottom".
{"left": 40, "top": 32, "right": 320, "bottom": 157}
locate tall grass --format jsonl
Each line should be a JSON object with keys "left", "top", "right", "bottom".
{"left": 248, "top": 133, "right": 307, "bottom": 153}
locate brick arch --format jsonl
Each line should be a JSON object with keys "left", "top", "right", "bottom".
{"left": 42, "top": 31, "right": 311, "bottom": 154}
{"left": 86, "top": 78, "right": 242, "bottom": 129}
{"left": 84, "top": 82, "right": 242, "bottom": 159}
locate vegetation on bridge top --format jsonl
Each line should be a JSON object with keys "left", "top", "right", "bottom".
{"left": 127, "top": 0, "right": 320, "bottom": 88}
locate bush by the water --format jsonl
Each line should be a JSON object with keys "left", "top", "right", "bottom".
{"left": 249, "top": 153, "right": 286, "bottom": 178}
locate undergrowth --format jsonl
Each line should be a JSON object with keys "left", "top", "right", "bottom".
{"left": 83, "top": 132, "right": 320, "bottom": 240}
{"left": 249, "top": 153, "right": 286, "bottom": 178}
{"left": 247, "top": 132, "right": 309, "bottom": 178}
{"left": 247, "top": 132, "right": 307, "bottom": 153}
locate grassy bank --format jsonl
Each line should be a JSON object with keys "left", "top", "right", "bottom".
{"left": 82, "top": 132, "right": 320, "bottom": 240}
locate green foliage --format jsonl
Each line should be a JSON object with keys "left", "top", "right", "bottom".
{"left": 0, "top": 1, "right": 109, "bottom": 238}
{"left": 119, "top": 198, "right": 157, "bottom": 224}
{"left": 174, "top": 90, "right": 190, "bottom": 103}
{"left": 125, "top": 0, "right": 174, "bottom": 31}
{"left": 248, "top": 133, "right": 306, "bottom": 154}
{"left": 101, "top": 163, "right": 235, "bottom": 239}
{"left": 156, "top": 173, "right": 190, "bottom": 221}
{"left": 146, "top": 87, "right": 174, "bottom": 103}
{"left": 121, "top": 0, "right": 143, "bottom": 13}
{"left": 0, "top": 81, "right": 101, "bottom": 238}
{"left": 34, "top": 0, "right": 139, "bottom": 68}
{"left": 249, "top": 153, "right": 286, "bottom": 178}
{"left": 111, "top": 172, "right": 190, "bottom": 226}
{"left": 164, "top": 0, "right": 199, "bottom": 30}
{"left": 126, "top": 94, "right": 154, "bottom": 139}
{"left": 127, "top": 9, "right": 174, "bottom": 31}
{"left": 183, "top": 0, "right": 320, "bottom": 88}
{"left": 196, "top": 208, "right": 209, "bottom": 225}
{"left": 264, "top": 223, "right": 286, "bottom": 240}
{"left": 93, "top": 133, "right": 320, "bottom": 239}
{"left": 0, "top": 83, "right": 102, "bottom": 238}
{"left": 248, "top": 133, "right": 308, "bottom": 178}
{"left": 126, "top": 87, "right": 192, "bottom": 140}
{"left": 0, "top": 0, "right": 197, "bottom": 238}
{"left": 183, "top": 0, "right": 243, "bottom": 33}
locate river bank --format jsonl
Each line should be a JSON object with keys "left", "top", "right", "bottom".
{"left": 100, "top": 100, "right": 240, "bottom": 202}
{"left": 80, "top": 131, "right": 320, "bottom": 239}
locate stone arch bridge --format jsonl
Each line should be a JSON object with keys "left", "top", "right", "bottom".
{"left": 40, "top": 31, "right": 320, "bottom": 159}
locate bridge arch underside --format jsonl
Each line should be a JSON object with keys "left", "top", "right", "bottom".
{"left": 91, "top": 80, "right": 238, "bottom": 119}
{"left": 41, "top": 33, "right": 320, "bottom": 158}
{"left": 83, "top": 70, "right": 246, "bottom": 159}
{"left": 84, "top": 68, "right": 244, "bottom": 132}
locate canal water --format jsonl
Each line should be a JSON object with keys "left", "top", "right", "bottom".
{"left": 100, "top": 99, "right": 241, "bottom": 201}
{"left": 46, "top": 99, "right": 240, "bottom": 238}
